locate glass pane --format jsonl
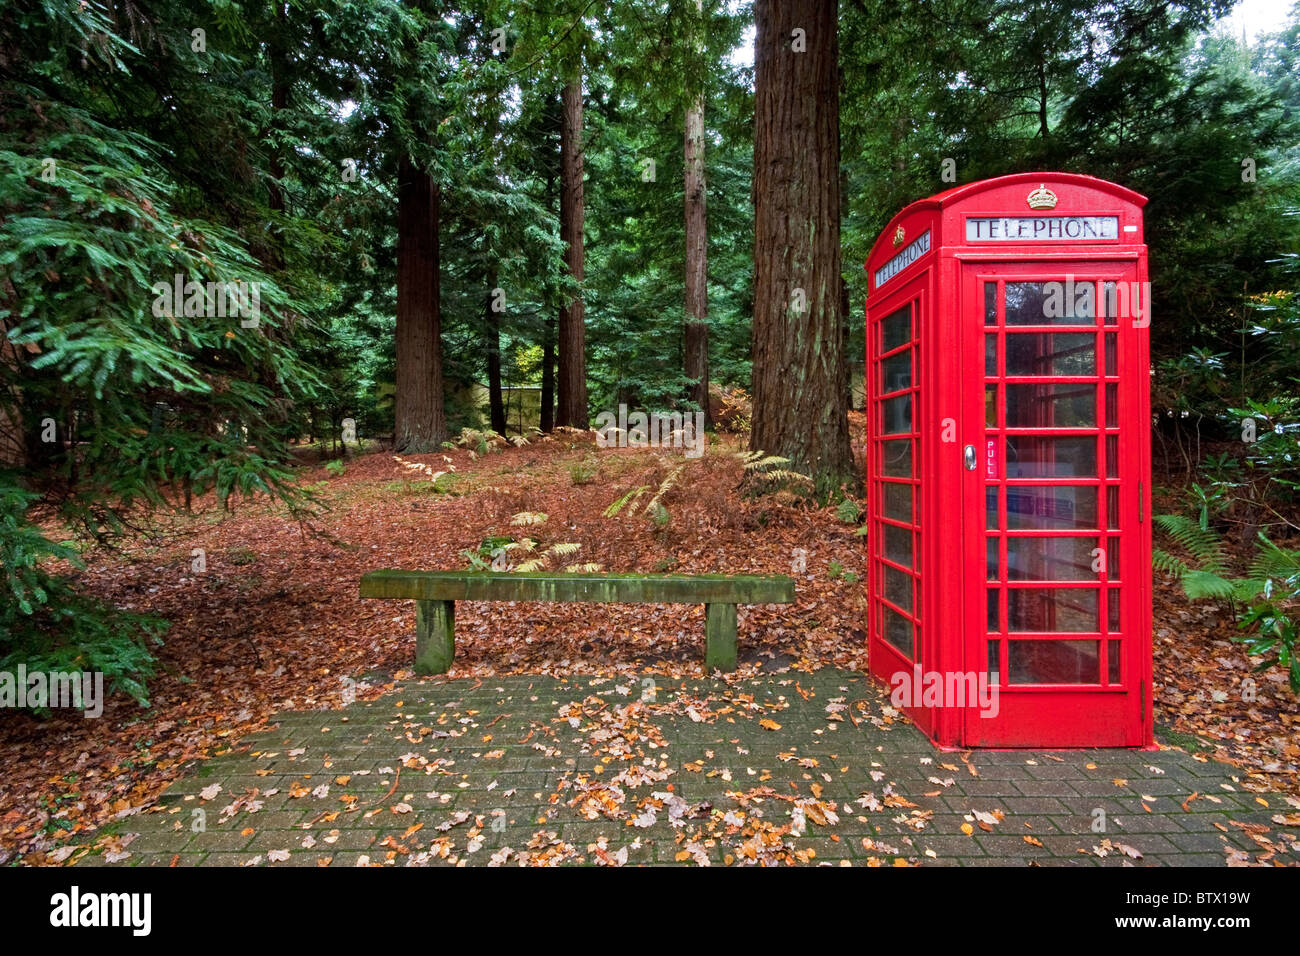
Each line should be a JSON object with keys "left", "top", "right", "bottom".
{"left": 882, "top": 305, "right": 911, "bottom": 352}
{"left": 987, "top": 538, "right": 999, "bottom": 580}
{"left": 1108, "top": 639, "right": 1121, "bottom": 683}
{"left": 1006, "top": 435, "right": 1097, "bottom": 477}
{"left": 984, "top": 282, "right": 997, "bottom": 325}
{"left": 882, "top": 351, "right": 911, "bottom": 393}
{"left": 883, "top": 482, "right": 912, "bottom": 522}
{"left": 883, "top": 605, "right": 914, "bottom": 657}
{"left": 1103, "top": 282, "right": 1118, "bottom": 325}
{"left": 884, "top": 564, "right": 912, "bottom": 613}
{"left": 1107, "top": 485, "right": 1120, "bottom": 530}
{"left": 1007, "top": 536, "right": 1097, "bottom": 581}
{"left": 1105, "top": 332, "right": 1117, "bottom": 376}
{"left": 986, "top": 486, "right": 999, "bottom": 529}
{"left": 1006, "top": 383, "right": 1096, "bottom": 428}
{"left": 884, "top": 523, "right": 913, "bottom": 568}
{"left": 1008, "top": 588, "right": 1099, "bottom": 632}
{"left": 1106, "top": 537, "right": 1120, "bottom": 580}
{"left": 883, "top": 394, "right": 912, "bottom": 435}
{"left": 986, "top": 386, "right": 997, "bottom": 426}
{"left": 1106, "top": 383, "right": 1117, "bottom": 427}
{"left": 1106, "top": 435, "right": 1118, "bottom": 478}
{"left": 1009, "top": 640, "right": 1099, "bottom": 684}
{"left": 985, "top": 334, "right": 997, "bottom": 376}
{"left": 1005, "top": 281, "right": 1096, "bottom": 325}
{"left": 1006, "top": 486, "right": 1098, "bottom": 530}
{"left": 988, "top": 640, "right": 1001, "bottom": 684}
{"left": 1108, "top": 588, "right": 1121, "bottom": 631}
{"left": 882, "top": 440, "right": 912, "bottom": 477}
{"left": 987, "top": 588, "right": 1000, "bottom": 631}
{"left": 1006, "top": 333, "right": 1096, "bottom": 376}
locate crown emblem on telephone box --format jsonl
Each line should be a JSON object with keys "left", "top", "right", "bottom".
{"left": 892, "top": 225, "right": 906, "bottom": 247}
{"left": 1027, "top": 184, "right": 1058, "bottom": 210}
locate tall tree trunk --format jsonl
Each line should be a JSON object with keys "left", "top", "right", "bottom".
{"left": 684, "top": 94, "right": 711, "bottom": 429}
{"left": 267, "top": 1, "right": 288, "bottom": 270}
{"left": 1037, "top": 58, "right": 1050, "bottom": 140}
{"left": 750, "top": 0, "right": 855, "bottom": 491}
{"left": 484, "top": 104, "right": 506, "bottom": 437}
{"left": 540, "top": 315, "right": 556, "bottom": 433}
{"left": 556, "top": 79, "right": 588, "bottom": 429}
{"left": 541, "top": 165, "right": 558, "bottom": 434}
{"left": 486, "top": 270, "right": 506, "bottom": 435}
{"left": 394, "top": 156, "right": 446, "bottom": 452}
{"left": 0, "top": 319, "right": 24, "bottom": 468}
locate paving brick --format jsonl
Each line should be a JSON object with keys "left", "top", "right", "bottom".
{"left": 65, "top": 667, "right": 1297, "bottom": 868}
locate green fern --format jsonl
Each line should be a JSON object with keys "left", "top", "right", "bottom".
{"left": 1152, "top": 513, "right": 1229, "bottom": 575}
{"left": 604, "top": 486, "right": 648, "bottom": 518}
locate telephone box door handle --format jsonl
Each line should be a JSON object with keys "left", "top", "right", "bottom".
{"left": 964, "top": 444, "right": 976, "bottom": 470}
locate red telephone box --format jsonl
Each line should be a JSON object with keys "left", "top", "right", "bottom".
{"left": 864, "top": 173, "right": 1152, "bottom": 748}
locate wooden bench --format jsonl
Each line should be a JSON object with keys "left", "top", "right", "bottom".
{"left": 359, "top": 570, "right": 796, "bottom": 674}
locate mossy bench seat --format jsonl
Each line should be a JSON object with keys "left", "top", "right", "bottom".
{"left": 359, "top": 570, "right": 796, "bottom": 674}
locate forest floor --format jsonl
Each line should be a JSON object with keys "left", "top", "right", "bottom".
{"left": 2, "top": 421, "right": 1298, "bottom": 865}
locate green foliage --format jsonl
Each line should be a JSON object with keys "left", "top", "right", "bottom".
{"left": 737, "top": 450, "right": 814, "bottom": 490}
{"left": 828, "top": 560, "right": 858, "bottom": 583}
{"left": 1236, "top": 536, "right": 1300, "bottom": 692}
{"left": 569, "top": 459, "right": 597, "bottom": 486}
{"left": 324, "top": 460, "right": 346, "bottom": 478}
{"left": 835, "top": 498, "right": 864, "bottom": 524}
{"left": 1155, "top": 511, "right": 1300, "bottom": 692}
{"left": 0, "top": 477, "right": 165, "bottom": 708}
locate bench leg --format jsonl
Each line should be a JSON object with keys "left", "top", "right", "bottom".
{"left": 415, "top": 600, "right": 455, "bottom": 675}
{"left": 705, "top": 603, "right": 738, "bottom": 671}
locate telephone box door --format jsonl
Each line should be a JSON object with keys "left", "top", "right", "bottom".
{"left": 962, "top": 263, "right": 1150, "bottom": 747}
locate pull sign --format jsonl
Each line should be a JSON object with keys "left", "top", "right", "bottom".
{"left": 986, "top": 439, "right": 998, "bottom": 478}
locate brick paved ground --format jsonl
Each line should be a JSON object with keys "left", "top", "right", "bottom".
{"left": 77, "top": 669, "right": 1299, "bottom": 866}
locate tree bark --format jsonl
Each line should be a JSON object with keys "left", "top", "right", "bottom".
{"left": 556, "top": 79, "right": 588, "bottom": 429}
{"left": 486, "top": 271, "right": 506, "bottom": 436}
{"left": 750, "top": 0, "right": 855, "bottom": 491}
{"left": 266, "top": 1, "right": 288, "bottom": 270}
{"left": 0, "top": 318, "right": 24, "bottom": 468}
{"left": 394, "top": 156, "right": 446, "bottom": 452}
{"left": 684, "top": 94, "right": 711, "bottom": 429}
{"left": 540, "top": 314, "right": 556, "bottom": 433}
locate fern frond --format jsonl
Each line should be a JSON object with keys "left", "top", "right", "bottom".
{"left": 510, "top": 511, "right": 548, "bottom": 526}
{"left": 1248, "top": 534, "right": 1300, "bottom": 582}
{"left": 759, "top": 468, "right": 814, "bottom": 485}
{"left": 1153, "top": 513, "right": 1228, "bottom": 574}
{"left": 1181, "top": 569, "right": 1237, "bottom": 601}
{"left": 604, "top": 486, "right": 647, "bottom": 518}
{"left": 742, "top": 454, "right": 792, "bottom": 471}
{"left": 514, "top": 558, "right": 545, "bottom": 573}
{"left": 1152, "top": 547, "right": 1190, "bottom": 577}
{"left": 644, "top": 464, "right": 685, "bottom": 517}
{"left": 548, "top": 542, "right": 582, "bottom": 557}
{"left": 564, "top": 562, "right": 604, "bottom": 573}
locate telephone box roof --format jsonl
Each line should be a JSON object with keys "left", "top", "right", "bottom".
{"left": 865, "top": 172, "right": 1149, "bottom": 291}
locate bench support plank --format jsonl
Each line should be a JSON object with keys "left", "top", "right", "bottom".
{"left": 415, "top": 600, "right": 455, "bottom": 675}
{"left": 705, "top": 603, "right": 738, "bottom": 672}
